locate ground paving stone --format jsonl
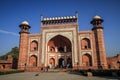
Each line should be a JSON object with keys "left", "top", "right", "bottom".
{"left": 0, "top": 72, "right": 120, "bottom": 80}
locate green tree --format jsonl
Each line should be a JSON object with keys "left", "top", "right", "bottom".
{"left": 0, "top": 46, "right": 19, "bottom": 60}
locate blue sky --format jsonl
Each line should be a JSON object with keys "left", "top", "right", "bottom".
{"left": 0, "top": 0, "right": 120, "bottom": 57}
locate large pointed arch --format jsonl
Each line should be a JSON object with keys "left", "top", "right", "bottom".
{"left": 47, "top": 35, "right": 72, "bottom": 52}
{"left": 47, "top": 35, "right": 73, "bottom": 68}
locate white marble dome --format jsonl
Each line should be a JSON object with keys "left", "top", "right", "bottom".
{"left": 21, "top": 21, "right": 29, "bottom": 25}
{"left": 93, "top": 15, "right": 101, "bottom": 19}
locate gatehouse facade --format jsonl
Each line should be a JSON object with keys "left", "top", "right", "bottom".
{"left": 18, "top": 12, "right": 108, "bottom": 71}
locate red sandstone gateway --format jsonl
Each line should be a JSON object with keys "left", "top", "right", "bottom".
{"left": 18, "top": 12, "right": 108, "bottom": 71}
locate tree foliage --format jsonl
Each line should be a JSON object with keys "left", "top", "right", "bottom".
{"left": 0, "top": 46, "right": 19, "bottom": 60}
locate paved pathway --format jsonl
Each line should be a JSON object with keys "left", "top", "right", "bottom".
{"left": 0, "top": 72, "right": 119, "bottom": 80}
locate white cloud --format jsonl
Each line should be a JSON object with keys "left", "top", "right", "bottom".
{"left": 0, "top": 29, "right": 19, "bottom": 36}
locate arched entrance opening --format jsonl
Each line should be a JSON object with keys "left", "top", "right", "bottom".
{"left": 49, "top": 58, "right": 55, "bottom": 68}
{"left": 82, "top": 54, "right": 92, "bottom": 66}
{"left": 47, "top": 35, "right": 72, "bottom": 68}
{"left": 67, "top": 57, "right": 72, "bottom": 68}
{"left": 29, "top": 55, "right": 37, "bottom": 67}
{"left": 58, "top": 58, "right": 64, "bottom": 68}
{"left": 2, "top": 65, "right": 5, "bottom": 69}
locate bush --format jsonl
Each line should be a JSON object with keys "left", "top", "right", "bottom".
{"left": 0, "top": 70, "right": 24, "bottom": 75}
{"left": 79, "top": 69, "right": 120, "bottom": 76}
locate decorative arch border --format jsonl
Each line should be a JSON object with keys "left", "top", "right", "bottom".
{"left": 41, "top": 27, "right": 78, "bottom": 67}
{"left": 45, "top": 33, "right": 72, "bottom": 67}
{"left": 82, "top": 51, "right": 92, "bottom": 55}
{"left": 29, "top": 53, "right": 38, "bottom": 56}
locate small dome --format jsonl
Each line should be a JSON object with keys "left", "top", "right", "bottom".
{"left": 21, "top": 21, "right": 29, "bottom": 25}
{"left": 93, "top": 15, "right": 101, "bottom": 19}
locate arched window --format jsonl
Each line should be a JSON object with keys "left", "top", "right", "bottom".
{"left": 30, "top": 40, "right": 38, "bottom": 51}
{"left": 82, "top": 54, "right": 92, "bottom": 66}
{"left": 29, "top": 55, "right": 37, "bottom": 67}
{"left": 81, "top": 38, "right": 91, "bottom": 49}
{"left": 49, "top": 58, "right": 55, "bottom": 68}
